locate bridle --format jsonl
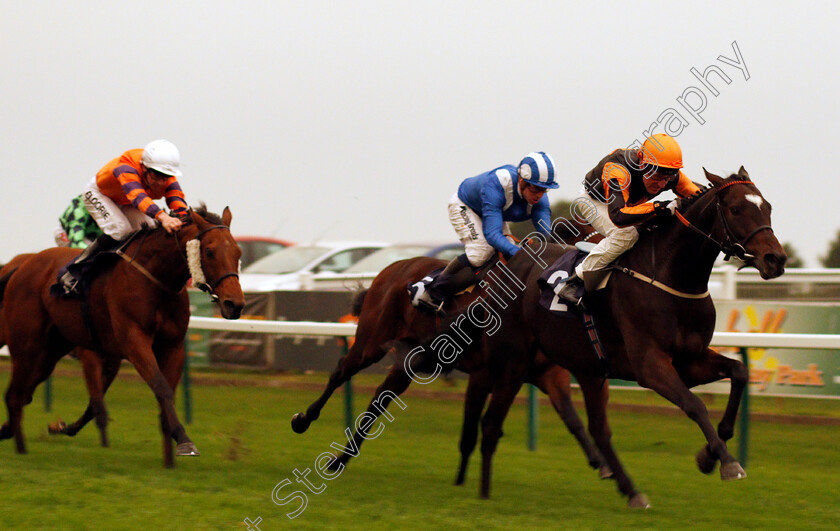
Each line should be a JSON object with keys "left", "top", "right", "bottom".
{"left": 184, "top": 224, "right": 240, "bottom": 303}
{"left": 673, "top": 180, "right": 774, "bottom": 262}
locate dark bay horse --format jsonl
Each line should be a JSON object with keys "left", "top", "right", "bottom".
{"left": 291, "top": 221, "right": 612, "bottom": 484}
{"left": 402, "top": 168, "right": 786, "bottom": 506}
{"left": 0, "top": 207, "right": 245, "bottom": 467}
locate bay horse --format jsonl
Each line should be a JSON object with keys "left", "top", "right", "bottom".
{"left": 0, "top": 206, "right": 244, "bottom": 467}
{"left": 401, "top": 168, "right": 786, "bottom": 506}
{"left": 291, "top": 220, "right": 612, "bottom": 484}
{"left": 0, "top": 254, "right": 115, "bottom": 447}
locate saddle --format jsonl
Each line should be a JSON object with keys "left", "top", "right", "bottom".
{"left": 49, "top": 237, "right": 128, "bottom": 299}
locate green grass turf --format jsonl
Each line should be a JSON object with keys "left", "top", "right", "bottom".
{"left": 0, "top": 361, "right": 837, "bottom": 530}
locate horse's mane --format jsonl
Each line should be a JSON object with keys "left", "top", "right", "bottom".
{"left": 190, "top": 204, "right": 224, "bottom": 225}
{"left": 677, "top": 172, "right": 750, "bottom": 213}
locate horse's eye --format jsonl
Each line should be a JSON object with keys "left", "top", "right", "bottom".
{"left": 729, "top": 206, "right": 740, "bottom": 215}
{"left": 205, "top": 248, "right": 216, "bottom": 259}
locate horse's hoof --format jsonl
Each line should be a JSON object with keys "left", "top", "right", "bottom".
{"left": 628, "top": 493, "right": 651, "bottom": 509}
{"left": 176, "top": 442, "right": 200, "bottom": 456}
{"left": 599, "top": 465, "right": 614, "bottom": 480}
{"left": 720, "top": 461, "right": 746, "bottom": 481}
{"left": 291, "top": 413, "right": 310, "bottom": 434}
{"left": 48, "top": 419, "right": 67, "bottom": 435}
{"left": 696, "top": 446, "right": 717, "bottom": 475}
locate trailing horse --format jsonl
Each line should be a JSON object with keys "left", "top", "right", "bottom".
{"left": 0, "top": 206, "right": 244, "bottom": 467}
{"left": 400, "top": 168, "right": 786, "bottom": 506}
{"left": 291, "top": 219, "right": 612, "bottom": 485}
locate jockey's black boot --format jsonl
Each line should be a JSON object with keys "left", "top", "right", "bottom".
{"left": 413, "top": 254, "right": 475, "bottom": 313}
{"left": 555, "top": 272, "right": 585, "bottom": 308}
{"left": 58, "top": 233, "right": 116, "bottom": 294}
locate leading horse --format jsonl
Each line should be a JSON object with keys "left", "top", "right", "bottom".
{"left": 0, "top": 206, "right": 245, "bottom": 467}
{"left": 402, "top": 168, "right": 786, "bottom": 505}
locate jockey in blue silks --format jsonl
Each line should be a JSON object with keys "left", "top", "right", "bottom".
{"left": 411, "top": 151, "right": 558, "bottom": 312}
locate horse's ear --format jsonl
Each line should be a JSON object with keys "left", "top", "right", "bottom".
{"left": 703, "top": 167, "right": 724, "bottom": 187}
{"left": 222, "top": 206, "right": 232, "bottom": 227}
{"left": 189, "top": 208, "right": 208, "bottom": 228}
{"left": 737, "top": 165, "right": 750, "bottom": 179}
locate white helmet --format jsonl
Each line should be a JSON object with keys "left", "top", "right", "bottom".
{"left": 141, "top": 139, "right": 182, "bottom": 177}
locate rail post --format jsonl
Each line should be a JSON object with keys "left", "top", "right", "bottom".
{"left": 44, "top": 376, "right": 52, "bottom": 412}
{"left": 183, "top": 337, "right": 193, "bottom": 424}
{"left": 528, "top": 384, "right": 538, "bottom": 451}
{"left": 738, "top": 346, "right": 749, "bottom": 467}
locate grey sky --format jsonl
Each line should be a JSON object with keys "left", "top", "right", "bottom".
{"left": 2, "top": 1, "right": 838, "bottom": 265}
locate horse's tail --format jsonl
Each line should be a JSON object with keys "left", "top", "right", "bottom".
{"left": 351, "top": 289, "right": 368, "bottom": 317}
{"left": 0, "top": 264, "right": 18, "bottom": 305}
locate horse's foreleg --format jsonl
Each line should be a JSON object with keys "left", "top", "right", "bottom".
{"left": 455, "top": 370, "right": 491, "bottom": 486}
{"left": 676, "top": 348, "right": 748, "bottom": 475}
{"left": 129, "top": 343, "right": 191, "bottom": 468}
{"left": 533, "top": 367, "right": 611, "bottom": 479}
{"left": 637, "top": 349, "right": 745, "bottom": 481}
{"left": 292, "top": 338, "right": 388, "bottom": 434}
{"left": 157, "top": 343, "right": 198, "bottom": 462}
{"left": 577, "top": 374, "right": 647, "bottom": 507}
{"left": 328, "top": 366, "right": 413, "bottom": 472}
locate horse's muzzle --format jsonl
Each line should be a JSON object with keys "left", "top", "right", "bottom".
{"left": 220, "top": 299, "right": 244, "bottom": 320}
{"left": 756, "top": 251, "right": 787, "bottom": 280}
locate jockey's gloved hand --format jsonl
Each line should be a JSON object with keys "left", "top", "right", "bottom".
{"left": 654, "top": 200, "right": 678, "bottom": 216}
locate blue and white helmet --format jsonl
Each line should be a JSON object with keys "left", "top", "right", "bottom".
{"left": 518, "top": 151, "right": 558, "bottom": 189}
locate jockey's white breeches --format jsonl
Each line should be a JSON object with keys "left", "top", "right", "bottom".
{"left": 82, "top": 177, "right": 156, "bottom": 241}
{"left": 573, "top": 192, "right": 640, "bottom": 278}
{"left": 448, "top": 193, "right": 512, "bottom": 268}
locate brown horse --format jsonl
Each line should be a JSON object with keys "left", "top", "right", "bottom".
{"left": 400, "top": 168, "right": 786, "bottom": 506}
{"left": 0, "top": 255, "right": 115, "bottom": 447}
{"left": 0, "top": 207, "right": 244, "bottom": 467}
{"left": 291, "top": 220, "right": 612, "bottom": 484}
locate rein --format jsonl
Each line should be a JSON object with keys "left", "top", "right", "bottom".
{"left": 116, "top": 250, "right": 182, "bottom": 294}
{"left": 673, "top": 180, "right": 773, "bottom": 261}
{"left": 116, "top": 223, "right": 239, "bottom": 301}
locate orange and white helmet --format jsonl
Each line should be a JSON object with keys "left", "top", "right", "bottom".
{"left": 142, "top": 139, "right": 182, "bottom": 177}
{"left": 639, "top": 133, "right": 683, "bottom": 170}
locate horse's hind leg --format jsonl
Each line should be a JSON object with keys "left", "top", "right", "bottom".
{"left": 531, "top": 367, "right": 611, "bottom": 479}
{"left": 3, "top": 344, "right": 66, "bottom": 454}
{"left": 51, "top": 350, "right": 120, "bottom": 448}
{"left": 327, "top": 364, "right": 413, "bottom": 471}
{"left": 577, "top": 374, "right": 648, "bottom": 508}
{"left": 455, "top": 370, "right": 491, "bottom": 486}
{"left": 478, "top": 358, "right": 528, "bottom": 499}
{"left": 676, "top": 348, "right": 748, "bottom": 477}
{"left": 292, "top": 336, "right": 389, "bottom": 434}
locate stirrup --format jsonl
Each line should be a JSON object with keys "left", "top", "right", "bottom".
{"left": 59, "top": 272, "right": 80, "bottom": 295}
{"left": 409, "top": 282, "right": 445, "bottom": 314}
{"left": 556, "top": 278, "right": 584, "bottom": 308}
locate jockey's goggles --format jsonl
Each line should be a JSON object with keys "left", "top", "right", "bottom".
{"left": 524, "top": 182, "right": 549, "bottom": 194}
{"left": 147, "top": 169, "right": 171, "bottom": 182}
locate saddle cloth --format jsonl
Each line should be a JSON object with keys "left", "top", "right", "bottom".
{"left": 538, "top": 249, "right": 588, "bottom": 317}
